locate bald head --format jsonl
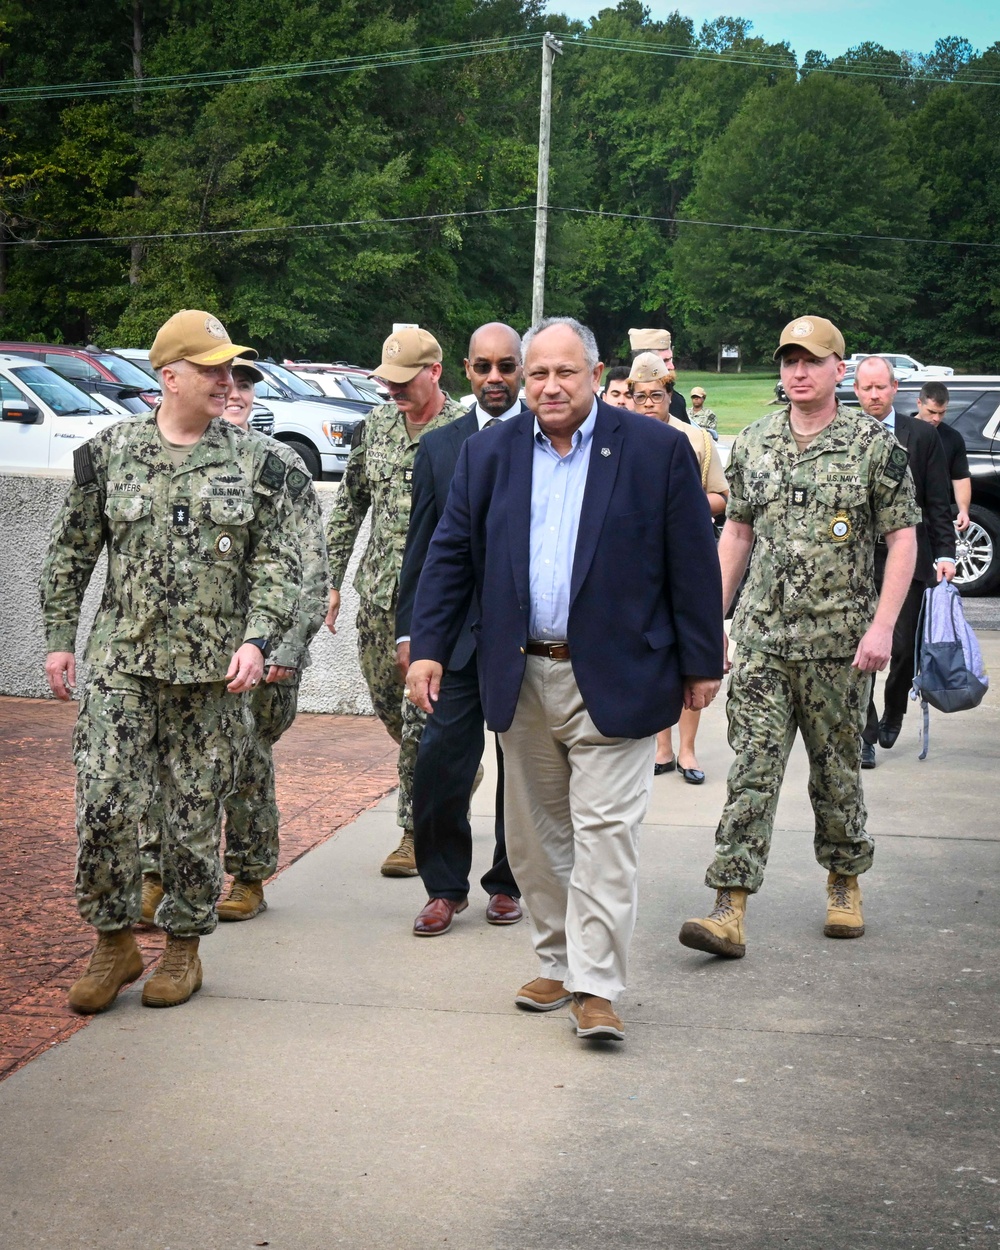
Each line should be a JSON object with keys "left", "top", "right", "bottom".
{"left": 853, "top": 355, "right": 898, "bottom": 421}
{"left": 465, "top": 322, "right": 523, "bottom": 417}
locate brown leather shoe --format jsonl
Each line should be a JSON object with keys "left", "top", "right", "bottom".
{"left": 514, "top": 977, "right": 572, "bottom": 1011}
{"left": 413, "top": 897, "right": 468, "bottom": 936}
{"left": 485, "top": 893, "right": 523, "bottom": 925}
{"left": 570, "top": 994, "right": 624, "bottom": 1041}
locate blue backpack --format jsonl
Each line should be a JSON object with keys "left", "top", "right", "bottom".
{"left": 910, "top": 580, "right": 990, "bottom": 759}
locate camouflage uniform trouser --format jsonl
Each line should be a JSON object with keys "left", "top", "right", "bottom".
{"left": 706, "top": 648, "right": 874, "bottom": 894}
{"left": 139, "top": 677, "right": 299, "bottom": 883}
{"left": 74, "top": 669, "right": 245, "bottom": 937}
{"left": 356, "top": 596, "right": 425, "bottom": 832}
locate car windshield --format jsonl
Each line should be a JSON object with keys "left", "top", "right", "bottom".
{"left": 95, "top": 353, "right": 161, "bottom": 389}
{"left": 264, "top": 361, "right": 321, "bottom": 398}
{"left": 12, "top": 364, "right": 105, "bottom": 415}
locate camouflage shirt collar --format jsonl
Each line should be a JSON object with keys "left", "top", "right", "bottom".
{"left": 129, "top": 410, "right": 237, "bottom": 472}
{"left": 764, "top": 403, "right": 863, "bottom": 455}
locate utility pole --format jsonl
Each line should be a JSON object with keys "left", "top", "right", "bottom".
{"left": 531, "top": 32, "right": 562, "bottom": 326}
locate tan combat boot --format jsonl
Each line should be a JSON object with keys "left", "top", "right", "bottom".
{"left": 824, "top": 872, "right": 865, "bottom": 938}
{"left": 138, "top": 874, "right": 164, "bottom": 927}
{"left": 216, "top": 879, "right": 266, "bottom": 922}
{"left": 141, "top": 935, "right": 203, "bottom": 1008}
{"left": 678, "top": 888, "right": 749, "bottom": 958}
{"left": 380, "top": 831, "right": 418, "bottom": 877}
{"left": 68, "top": 928, "right": 144, "bottom": 1014}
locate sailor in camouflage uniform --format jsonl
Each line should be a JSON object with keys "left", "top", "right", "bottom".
{"left": 325, "top": 327, "right": 465, "bottom": 876}
{"left": 679, "top": 316, "right": 920, "bottom": 960}
{"left": 41, "top": 311, "right": 301, "bottom": 1013}
{"left": 138, "top": 358, "right": 328, "bottom": 924}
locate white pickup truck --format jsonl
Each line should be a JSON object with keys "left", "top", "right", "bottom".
{"left": 0, "top": 354, "right": 126, "bottom": 470}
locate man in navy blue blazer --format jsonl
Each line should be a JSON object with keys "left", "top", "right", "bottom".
{"left": 396, "top": 322, "right": 526, "bottom": 936}
{"left": 406, "top": 317, "right": 724, "bottom": 1043}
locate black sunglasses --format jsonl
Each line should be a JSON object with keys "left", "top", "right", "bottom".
{"left": 469, "top": 360, "right": 519, "bottom": 376}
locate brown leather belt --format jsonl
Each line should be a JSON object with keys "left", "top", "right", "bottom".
{"left": 525, "top": 640, "right": 571, "bottom": 660}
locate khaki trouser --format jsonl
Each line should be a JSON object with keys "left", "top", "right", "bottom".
{"left": 500, "top": 656, "right": 655, "bottom": 1003}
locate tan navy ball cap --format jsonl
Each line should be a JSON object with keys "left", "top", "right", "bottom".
{"left": 378, "top": 326, "right": 442, "bottom": 383}
{"left": 773, "top": 315, "right": 845, "bottom": 362}
{"left": 628, "top": 327, "right": 672, "bottom": 352}
{"left": 628, "top": 352, "right": 670, "bottom": 385}
{"left": 232, "top": 357, "right": 265, "bottom": 384}
{"left": 690, "top": 386, "right": 707, "bottom": 398}
{"left": 149, "top": 309, "right": 257, "bottom": 370}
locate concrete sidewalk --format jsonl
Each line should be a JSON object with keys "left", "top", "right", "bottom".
{"left": 0, "top": 643, "right": 997, "bottom": 1250}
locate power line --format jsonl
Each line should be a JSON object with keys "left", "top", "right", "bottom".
{"left": 3, "top": 30, "right": 999, "bottom": 106}
{"left": 5, "top": 203, "right": 1000, "bottom": 251}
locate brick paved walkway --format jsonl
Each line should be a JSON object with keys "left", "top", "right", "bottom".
{"left": 0, "top": 696, "right": 398, "bottom": 1081}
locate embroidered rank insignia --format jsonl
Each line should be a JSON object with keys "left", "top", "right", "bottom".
{"left": 830, "top": 511, "right": 851, "bottom": 542}
{"left": 260, "top": 452, "right": 286, "bottom": 490}
{"left": 285, "top": 468, "right": 309, "bottom": 500}
{"left": 791, "top": 487, "right": 807, "bottom": 506}
{"left": 172, "top": 503, "right": 190, "bottom": 527}
{"left": 884, "top": 446, "right": 908, "bottom": 483}
{"left": 216, "top": 531, "right": 235, "bottom": 556}
{"left": 403, "top": 468, "right": 413, "bottom": 483}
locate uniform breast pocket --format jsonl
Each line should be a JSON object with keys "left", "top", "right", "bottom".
{"left": 743, "top": 478, "right": 782, "bottom": 509}
{"left": 105, "top": 493, "right": 153, "bottom": 554}
{"left": 814, "top": 483, "right": 868, "bottom": 543}
{"left": 199, "top": 496, "right": 254, "bottom": 562}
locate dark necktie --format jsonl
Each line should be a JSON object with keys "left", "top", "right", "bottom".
{"left": 483, "top": 417, "right": 502, "bottom": 429}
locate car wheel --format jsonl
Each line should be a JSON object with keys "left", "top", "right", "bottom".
{"left": 281, "top": 438, "right": 322, "bottom": 480}
{"left": 954, "top": 504, "right": 1000, "bottom": 596}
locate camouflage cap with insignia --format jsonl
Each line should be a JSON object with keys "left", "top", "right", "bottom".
{"left": 628, "top": 352, "right": 670, "bottom": 385}
{"left": 376, "top": 326, "right": 442, "bottom": 384}
{"left": 149, "top": 309, "right": 257, "bottom": 370}
{"left": 628, "top": 327, "right": 672, "bottom": 352}
{"left": 773, "top": 315, "right": 845, "bottom": 362}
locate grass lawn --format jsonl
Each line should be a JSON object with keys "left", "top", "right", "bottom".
{"left": 678, "top": 369, "right": 780, "bottom": 435}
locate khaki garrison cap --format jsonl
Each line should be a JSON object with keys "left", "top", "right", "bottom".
{"left": 773, "top": 316, "right": 845, "bottom": 361}
{"left": 149, "top": 310, "right": 256, "bottom": 370}
{"left": 628, "top": 352, "right": 670, "bottom": 385}
{"left": 628, "top": 327, "right": 672, "bottom": 352}
{"left": 377, "top": 326, "right": 442, "bottom": 383}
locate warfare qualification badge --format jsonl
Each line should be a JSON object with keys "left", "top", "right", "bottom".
{"left": 215, "top": 531, "right": 235, "bottom": 557}
{"left": 830, "top": 511, "right": 851, "bottom": 542}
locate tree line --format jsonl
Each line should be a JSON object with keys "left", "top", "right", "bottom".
{"left": 2, "top": 0, "right": 999, "bottom": 380}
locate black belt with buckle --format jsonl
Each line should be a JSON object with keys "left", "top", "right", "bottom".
{"left": 525, "top": 640, "right": 571, "bottom": 660}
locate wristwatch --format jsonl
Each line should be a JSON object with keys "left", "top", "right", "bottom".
{"left": 245, "top": 637, "right": 271, "bottom": 659}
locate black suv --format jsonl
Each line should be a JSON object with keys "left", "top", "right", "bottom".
{"left": 838, "top": 376, "right": 1000, "bottom": 595}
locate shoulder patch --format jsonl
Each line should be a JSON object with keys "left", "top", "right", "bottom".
{"left": 260, "top": 451, "right": 287, "bottom": 491}
{"left": 285, "top": 467, "right": 309, "bottom": 500}
{"left": 884, "top": 445, "right": 909, "bottom": 483}
{"left": 73, "top": 444, "right": 96, "bottom": 487}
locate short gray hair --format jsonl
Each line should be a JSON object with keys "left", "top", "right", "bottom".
{"left": 856, "top": 355, "right": 896, "bottom": 384}
{"left": 522, "top": 316, "right": 600, "bottom": 372}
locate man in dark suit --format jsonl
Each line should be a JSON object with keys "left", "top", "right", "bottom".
{"left": 396, "top": 323, "right": 525, "bottom": 936}
{"left": 405, "top": 317, "right": 724, "bottom": 1043}
{"left": 854, "top": 356, "right": 956, "bottom": 765}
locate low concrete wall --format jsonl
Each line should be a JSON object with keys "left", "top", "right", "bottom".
{"left": 0, "top": 470, "right": 373, "bottom": 714}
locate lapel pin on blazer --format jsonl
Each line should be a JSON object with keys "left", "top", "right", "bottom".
{"left": 600, "top": 446, "right": 611, "bottom": 457}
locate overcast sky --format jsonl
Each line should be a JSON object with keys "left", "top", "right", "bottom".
{"left": 544, "top": 0, "right": 1000, "bottom": 62}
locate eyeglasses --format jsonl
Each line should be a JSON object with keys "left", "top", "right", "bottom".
{"left": 469, "top": 360, "right": 519, "bottom": 376}
{"left": 632, "top": 390, "right": 667, "bottom": 404}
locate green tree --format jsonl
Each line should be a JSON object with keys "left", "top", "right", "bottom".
{"left": 672, "top": 73, "right": 927, "bottom": 362}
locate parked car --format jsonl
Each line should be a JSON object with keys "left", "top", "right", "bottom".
{"left": 284, "top": 362, "right": 387, "bottom": 406}
{"left": 838, "top": 375, "right": 1000, "bottom": 595}
{"left": 0, "top": 354, "right": 128, "bottom": 470}
{"left": 0, "top": 343, "right": 161, "bottom": 412}
{"left": 254, "top": 361, "right": 371, "bottom": 478}
{"left": 847, "top": 352, "right": 953, "bottom": 380}
{"left": 110, "top": 347, "right": 156, "bottom": 378}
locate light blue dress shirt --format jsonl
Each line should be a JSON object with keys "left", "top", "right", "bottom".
{"left": 528, "top": 400, "right": 598, "bottom": 640}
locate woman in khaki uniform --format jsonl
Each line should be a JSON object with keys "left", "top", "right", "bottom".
{"left": 628, "top": 353, "right": 728, "bottom": 783}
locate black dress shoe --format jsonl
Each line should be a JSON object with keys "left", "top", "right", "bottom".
{"left": 654, "top": 759, "right": 676, "bottom": 775}
{"left": 679, "top": 766, "right": 705, "bottom": 785}
{"left": 861, "top": 742, "right": 877, "bottom": 769}
{"left": 878, "top": 719, "right": 902, "bottom": 749}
